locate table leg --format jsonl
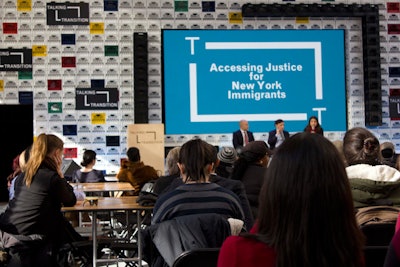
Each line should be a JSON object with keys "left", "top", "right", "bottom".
{"left": 79, "top": 212, "right": 82, "bottom": 227}
{"left": 92, "top": 211, "right": 98, "bottom": 267}
{"left": 137, "top": 210, "right": 142, "bottom": 267}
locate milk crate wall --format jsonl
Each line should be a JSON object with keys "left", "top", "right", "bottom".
{"left": 0, "top": 0, "right": 397, "bottom": 173}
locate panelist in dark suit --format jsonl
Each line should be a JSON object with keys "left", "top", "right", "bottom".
{"left": 233, "top": 120, "right": 255, "bottom": 150}
{"left": 268, "top": 119, "right": 290, "bottom": 151}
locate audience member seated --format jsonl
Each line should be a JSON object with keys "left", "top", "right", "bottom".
{"left": 151, "top": 138, "right": 244, "bottom": 224}
{"left": 0, "top": 134, "right": 84, "bottom": 266}
{"left": 343, "top": 127, "right": 400, "bottom": 208}
{"left": 72, "top": 149, "right": 105, "bottom": 183}
{"left": 72, "top": 149, "right": 109, "bottom": 224}
{"left": 8, "top": 145, "right": 32, "bottom": 200}
{"left": 6, "top": 154, "right": 22, "bottom": 198}
{"left": 217, "top": 132, "right": 365, "bottom": 267}
{"left": 137, "top": 147, "right": 181, "bottom": 207}
{"left": 230, "top": 141, "right": 271, "bottom": 219}
{"left": 215, "top": 146, "right": 237, "bottom": 178}
{"left": 152, "top": 146, "right": 181, "bottom": 196}
{"left": 381, "top": 141, "right": 397, "bottom": 168}
{"left": 116, "top": 147, "right": 159, "bottom": 195}
{"left": 209, "top": 150, "right": 254, "bottom": 230}
{"left": 143, "top": 138, "right": 245, "bottom": 267}
{"left": 150, "top": 144, "right": 253, "bottom": 229}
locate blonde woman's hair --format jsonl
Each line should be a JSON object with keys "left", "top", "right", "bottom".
{"left": 24, "top": 133, "right": 64, "bottom": 186}
{"left": 18, "top": 144, "right": 32, "bottom": 173}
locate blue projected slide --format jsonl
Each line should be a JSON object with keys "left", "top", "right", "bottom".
{"left": 162, "top": 29, "right": 346, "bottom": 135}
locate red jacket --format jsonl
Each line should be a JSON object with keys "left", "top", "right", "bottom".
{"left": 218, "top": 226, "right": 365, "bottom": 267}
{"left": 217, "top": 226, "right": 276, "bottom": 267}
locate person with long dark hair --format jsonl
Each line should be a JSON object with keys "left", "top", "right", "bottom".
{"left": 218, "top": 133, "right": 365, "bottom": 267}
{"left": 343, "top": 127, "right": 400, "bottom": 208}
{"left": 303, "top": 115, "right": 324, "bottom": 135}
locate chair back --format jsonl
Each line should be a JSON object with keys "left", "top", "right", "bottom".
{"left": 172, "top": 248, "right": 220, "bottom": 267}
{"left": 361, "top": 222, "right": 396, "bottom": 267}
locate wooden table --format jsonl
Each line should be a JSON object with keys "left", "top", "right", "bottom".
{"left": 62, "top": 197, "right": 153, "bottom": 267}
{"left": 70, "top": 182, "right": 135, "bottom": 228}
{"left": 69, "top": 182, "right": 134, "bottom": 193}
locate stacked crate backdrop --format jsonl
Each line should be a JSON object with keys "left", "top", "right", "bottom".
{"left": 0, "top": 0, "right": 397, "bottom": 174}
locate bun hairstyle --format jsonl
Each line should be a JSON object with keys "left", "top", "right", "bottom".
{"left": 81, "top": 149, "right": 96, "bottom": 167}
{"left": 363, "top": 137, "right": 379, "bottom": 154}
{"left": 343, "top": 127, "right": 381, "bottom": 166}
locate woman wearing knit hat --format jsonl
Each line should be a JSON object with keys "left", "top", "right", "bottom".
{"left": 215, "top": 146, "right": 238, "bottom": 178}
{"left": 231, "top": 141, "right": 271, "bottom": 218}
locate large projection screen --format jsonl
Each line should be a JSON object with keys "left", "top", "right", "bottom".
{"left": 162, "top": 29, "right": 346, "bottom": 135}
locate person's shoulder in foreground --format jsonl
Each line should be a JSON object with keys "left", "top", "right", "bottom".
{"left": 384, "top": 227, "right": 400, "bottom": 267}
{"left": 218, "top": 226, "right": 276, "bottom": 267}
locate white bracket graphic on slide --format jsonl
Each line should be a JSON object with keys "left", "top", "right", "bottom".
{"left": 0, "top": 52, "right": 24, "bottom": 68}
{"left": 55, "top": 6, "right": 81, "bottom": 21}
{"left": 189, "top": 41, "right": 322, "bottom": 122}
{"left": 84, "top": 91, "right": 109, "bottom": 106}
